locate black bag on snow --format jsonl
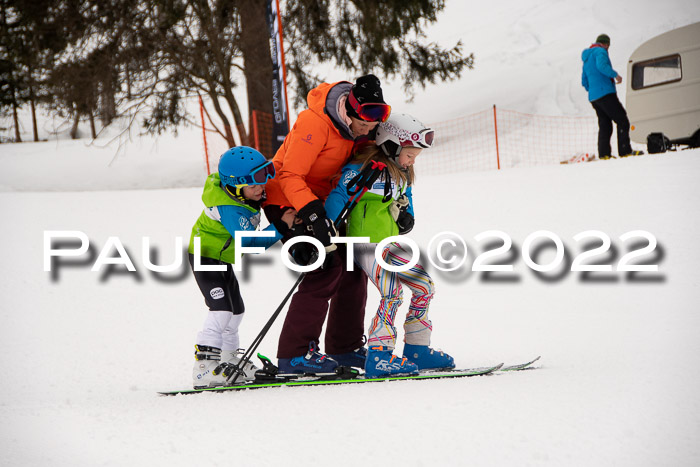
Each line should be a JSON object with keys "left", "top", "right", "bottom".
{"left": 647, "top": 133, "right": 670, "bottom": 154}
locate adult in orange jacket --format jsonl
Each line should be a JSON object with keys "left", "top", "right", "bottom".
{"left": 263, "top": 74, "right": 391, "bottom": 374}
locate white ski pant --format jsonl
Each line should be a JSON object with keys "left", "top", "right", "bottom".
{"left": 196, "top": 311, "right": 244, "bottom": 351}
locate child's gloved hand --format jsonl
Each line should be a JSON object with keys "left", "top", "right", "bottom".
{"left": 389, "top": 194, "right": 410, "bottom": 222}
{"left": 396, "top": 210, "right": 414, "bottom": 234}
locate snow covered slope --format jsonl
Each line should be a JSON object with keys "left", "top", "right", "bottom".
{"left": 2, "top": 150, "right": 700, "bottom": 466}
{"left": 1, "top": 1, "right": 700, "bottom": 466}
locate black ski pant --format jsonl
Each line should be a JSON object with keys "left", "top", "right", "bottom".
{"left": 591, "top": 93, "right": 633, "bottom": 157}
{"left": 188, "top": 254, "right": 245, "bottom": 314}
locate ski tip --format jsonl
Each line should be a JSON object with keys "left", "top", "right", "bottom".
{"left": 500, "top": 356, "right": 542, "bottom": 372}
{"left": 521, "top": 356, "right": 541, "bottom": 365}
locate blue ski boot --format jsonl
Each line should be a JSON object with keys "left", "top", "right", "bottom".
{"left": 364, "top": 345, "right": 419, "bottom": 378}
{"left": 328, "top": 347, "right": 367, "bottom": 369}
{"left": 402, "top": 344, "right": 455, "bottom": 370}
{"left": 278, "top": 341, "right": 339, "bottom": 375}
{"left": 328, "top": 337, "right": 368, "bottom": 369}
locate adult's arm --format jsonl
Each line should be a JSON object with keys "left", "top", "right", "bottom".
{"left": 276, "top": 113, "right": 329, "bottom": 210}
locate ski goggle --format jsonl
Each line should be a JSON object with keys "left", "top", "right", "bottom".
{"left": 222, "top": 160, "right": 276, "bottom": 187}
{"left": 348, "top": 91, "right": 392, "bottom": 123}
{"left": 401, "top": 128, "right": 435, "bottom": 149}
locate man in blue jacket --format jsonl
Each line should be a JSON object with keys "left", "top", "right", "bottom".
{"left": 581, "top": 34, "right": 642, "bottom": 159}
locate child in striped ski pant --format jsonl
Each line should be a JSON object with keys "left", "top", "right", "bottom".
{"left": 325, "top": 113, "right": 455, "bottom": 378}
{"left": 356, "top": 243, "right": 434, "bottom": 349}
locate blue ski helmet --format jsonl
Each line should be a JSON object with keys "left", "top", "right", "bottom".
{"left": 218, "top": 146, "right": 275, "bottom": 188}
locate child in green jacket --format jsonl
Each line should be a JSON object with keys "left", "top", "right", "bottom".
{"left": 189, "top": 146, "right": 295, "bottom": 388}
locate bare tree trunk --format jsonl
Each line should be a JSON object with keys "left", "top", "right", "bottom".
{"left": 12, "top": 100, "right": 21, "bottom": 143}
{"left": 223, "top": 92, "right": 248, "bottom": 147}
{"left": 125, "top": 63, "right": 132, "bottom": 99}
{"left": 89, "top": 112, "right": 97, "bottom": 139}
{"left": 215, "top": 63, "right": 248, "bottom": 147}
{"left": 100, "top": 75, "right": 116, "bottom": 126}
{"left": 70, "top": 109, "right": 80, "bottom": 139}
{"left": 207, "top": 92, "right": 236, "bottom": 148}
{"left": 239, "top": 0, "right": 274, "bottom": 144}
{"left": 29, "top": 85, "right": 39, "bottom": 141}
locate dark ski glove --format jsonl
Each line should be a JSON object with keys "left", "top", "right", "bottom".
{"left": 287, "top": 241, "right": 336, "bottom": 269}
{"left": 297, "top": 199, "right": 338, "bottom": 253}
{"left": 389, "top": 194, "right": 409, "bottom": 221}
{"left": 288, "top": 241, "right": 315, "bottom": 266}
{"left": 390, "top": 194, "right": 414, "bottom": 234}
{"left": 285, "top": 216, "right": 334, "bottom": 268}
{"left": 397, "top": 210, "right": 414, "bottom": 234}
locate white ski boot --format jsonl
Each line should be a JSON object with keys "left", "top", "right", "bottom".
{"left": 219, "top": 349, "right": 259, "bottom": 384}
{"left": 192, "top": 345, "right": 227, "bottom": 389}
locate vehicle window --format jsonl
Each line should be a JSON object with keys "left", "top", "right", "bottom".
{"left": 632, "top": 55, "right": 682, "bottom": 90}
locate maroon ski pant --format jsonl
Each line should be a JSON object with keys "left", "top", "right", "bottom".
{"left": 277, "top": 249, "right": 368, "bottom": 358}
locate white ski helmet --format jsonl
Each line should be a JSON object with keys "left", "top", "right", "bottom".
{"left": 375, "top": 113, "right": 435, "bottom": 157}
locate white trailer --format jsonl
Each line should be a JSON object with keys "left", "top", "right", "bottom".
{"left": 626, "top": 22, "right": 700, "bottom": 151}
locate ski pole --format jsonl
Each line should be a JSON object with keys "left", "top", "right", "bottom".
{"left": 226, "top": 161, "right": 386, "bottom": 385}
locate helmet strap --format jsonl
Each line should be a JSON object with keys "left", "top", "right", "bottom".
{"left": 378, "top": 140, "right": 406, "bottom": 172}
{"left": 223, "top": 183, "right": 247, "bottom": 203}
{"left": 380, "top": 140, "right": 402, "bottom": 158}
{"left": 388, "top": 156, "right": 402, "bottom": 169}
{"left": 222, "top": 183, "right": 264, "bottom": 210}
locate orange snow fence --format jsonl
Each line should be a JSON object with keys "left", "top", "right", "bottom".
{"left": 420, "top": 106, "right": 609, "bottom": 174}
{"left": 201, "top": 104, "right": 615, "bottom": 176}
{"left": 251, "top": 110, "right": 275, "bottom": 159}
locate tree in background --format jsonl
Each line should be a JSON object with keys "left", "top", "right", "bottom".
{"left": 0, "top": 0, "right": 80, "bottom": 142}
{"left": 2, "top": 0, "right": 473, "bottom": 147}
{"left": 143, "top": 0, "right": 473, "bottom": 147}
{"left": 282, "top": 0, "right": 473, "bottom": 108}
{"left": 2, "top": 0, "right": 157, "bottom": 141}
{"left": 44, "top": 0, "right": 159, "bottom": 140}
{"left": 141, "top": 0, "right": 265, "bottom": 148}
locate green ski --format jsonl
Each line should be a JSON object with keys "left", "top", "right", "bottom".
{"left": 158, "top": 363, "right": 504, "bottom": 396}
